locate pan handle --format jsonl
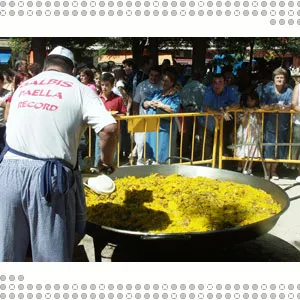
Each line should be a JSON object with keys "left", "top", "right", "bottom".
{"left": 283, "top": 182, "right": 300, "bottom": 201}
{"left": 140, "top": 234, "right": 192, "bottom": 241}
{"left": 164, "top": 156, "right": 193, "bottom": 165}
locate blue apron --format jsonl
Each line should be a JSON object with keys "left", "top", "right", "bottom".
{"left": 0, "top": 143, "right": 74, "bottom": 202}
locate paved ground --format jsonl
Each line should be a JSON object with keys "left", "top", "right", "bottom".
{"left": 73, "top": 166, "right": 300, "bottom": 262}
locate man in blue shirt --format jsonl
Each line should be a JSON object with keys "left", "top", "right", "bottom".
{"left": 201, "top": 73, "right": 240, "bottom": 159}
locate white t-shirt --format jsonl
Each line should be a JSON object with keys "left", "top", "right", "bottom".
{"left": 5, "top": 70, "right": 116, "bottom": 167}
{"left": 112, "top": 80, "right": 126, "bottom": 98}
{"left": 133, "top": 79, "right": 161, "bottom": 115}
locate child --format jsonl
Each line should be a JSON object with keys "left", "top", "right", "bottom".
{"left": 94, "top": 72, "right": 127, "bottom": 167}
{"left": 236, "top": 90, "right": 261, "bottom": 174}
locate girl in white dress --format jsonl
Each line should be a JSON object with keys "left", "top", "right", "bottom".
{"left": 236, "top": 91, "right": 261, "bottom": 174}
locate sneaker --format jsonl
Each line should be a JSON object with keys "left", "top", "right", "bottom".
{"left": 90, "top": 167, "right": 99, "bottom": 174}
{"left": 296, "top": 176, "right": 300, "bottom": 182}
{"left": 243, "top": 169, "right": 252, "bottom": 175}
{"left": 136, "top": 161, "right": 144, "bottom": 166}
{"left": 271, "top": 174, "right": 279, "bottom": 180}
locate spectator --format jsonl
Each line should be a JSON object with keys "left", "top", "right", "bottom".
{"left": 255, "top": 69, "right": 272, "bottom": 100}
{"left": 160, "top": 59, "right": 171, "bottom": 73}
{"left": 223, "top": 67, "right": 240, "bottom": 101}
{"left": 143, "top": 67, "right": 181, "bottom": 164}
{"left": 286, "top": 82, "right": 300, "bottom": 181}
{"left": 28, "top": 63, "right": 42, "bottom": 77}
{"left": 133, "top": 66, "right": 161, "bottom": 165}
{"left": 79, "top": 67, "right": 97, "bottom": 94}
{"left": 15, "top": 59, "right": 28, "bottom": 73}
{"left": 122, "top": 58, "right": 136, "bottom": 97}
{"left": 235, "top": 91, "right": 262, "bottom": 175}
{"left": 260, "top": 67, "right": 293, "bottom": 180}
{"left": 75, "top": 62, "right": 87, "bottom": 75}
{"left": 201, "top": 73, "right": 240, "bottom": 159}
{"left": 112, "top": 67, "right": 132, "bottom": 159}
{"left": 4, "top": 72, "right": 31, "bottom": 122}
{"left": 107, "top": 61, "right": 116, "bottom": 72}
{"left": 78, "top": 67, "right": 97, "bottom": 170}
{"left": 112, "top": 67, "right": 131, "bottom": 112}
{"left": 0, "top": 73, "right": 10, "bottom": 153}
{"left": 96, "top": 62, "right": 102, "bottom": 73}
{"left": 132, "top": 55, "right": 154, "bottom": 97}
{"left": 100, "top": 62, "right": 112, "bottom": 74}
{"left": 174, "top": 63, "right": 187, "bottom": 87}
{"left": 94, "top": 71, "right": 101, "bottom": 94}
{"left": 180, "top": 72, "right": 206, "bottom": 159}
{"left": 90, "top": 67, "right": 97, "bottom": 74}
{"left": 236, "top": 67, "right": 251, "bottom": 94}
{"left": 3, "top": 69, "right": 16, "bottom": 91}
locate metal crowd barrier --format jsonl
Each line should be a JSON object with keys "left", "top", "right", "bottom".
{"left": 86, "top": 112, "right": 220, "bottom": 168}
{"left": 85, "top": 109, "right": 300, "bottom": 171}
{"left": 219, "top": 108, "right": 300, "bottom": 170}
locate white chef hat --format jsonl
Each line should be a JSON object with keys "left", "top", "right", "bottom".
{"left": 48, "top": 46, "right": 75, "bottom": 65}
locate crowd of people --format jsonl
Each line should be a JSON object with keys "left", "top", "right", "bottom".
{"left": 65, "top": 56, "right": 300, "bottom": 181}
{"left": 2, "top": 54, "right": 300, "bottom": 181}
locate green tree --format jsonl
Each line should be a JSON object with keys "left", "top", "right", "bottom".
{"left": 8, "top": 37, "right": 31, "bottom": 66}
{"left": 256, "top": 37, "right": 300, "bottom": 65}
{"left": 9, "top": 37, "right": 105, "bottom": 66}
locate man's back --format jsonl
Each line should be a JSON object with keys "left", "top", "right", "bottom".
{"left": 6, "top": 71, "right": 111, "bottom": 167}
{"left": 0, "top": 45, "right": 118, "bottom": 262}
{"left": 181, "top": 80, "right": 206, "bottom": 111}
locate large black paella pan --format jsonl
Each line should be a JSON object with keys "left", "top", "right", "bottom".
{"left": 85, "top": 165, "right": 298, "bottom": 249}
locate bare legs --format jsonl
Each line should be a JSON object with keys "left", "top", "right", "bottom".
{"left": 265, "top": 162, "right": 279, "bottom": 179}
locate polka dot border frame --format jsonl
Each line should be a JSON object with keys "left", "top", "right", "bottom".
{"left": 1, "top": 275, "right": 300, "bottom": 299}
{"left": 0, "top": 0, "right": 299, "bottom": 25}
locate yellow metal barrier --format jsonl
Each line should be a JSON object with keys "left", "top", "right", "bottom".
{"left": 87, "top": 112, "right": 220, "bottom": 168}
{"left": 85, "top": 109, "right": 300, "bottom": 173}
{"left": 219, "top": 109, "right": 300, "bottom": 169}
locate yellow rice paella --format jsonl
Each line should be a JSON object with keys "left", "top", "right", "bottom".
{"left": 85, "top": 174, "right": 281, "bottom": 233}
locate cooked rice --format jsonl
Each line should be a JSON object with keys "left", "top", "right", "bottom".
{"left": 85, "top": 174, "right": 281, "bottom": 233}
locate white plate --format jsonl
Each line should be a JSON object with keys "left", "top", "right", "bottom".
{"left": 85, "top": 174, "right": 116, "bottom": 194}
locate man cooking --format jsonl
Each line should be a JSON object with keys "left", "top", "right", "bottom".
{"left": 0, "top": 46, "right": 118, "bottom": 262}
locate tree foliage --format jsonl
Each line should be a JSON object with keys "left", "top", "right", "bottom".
{"left": 212, "top": 38, "right": 253, "bottom": 55}
{"left": 8, "top": 38, "right": 31, "bottom": 58}
{"left": 256, "top": 38, "right": 300, "bottom": 61}
{"left": 9, "top": 37, "right": 300, "bottom": 72}
{"left": 9, "top": 37, "right": 105, "bottom": 62}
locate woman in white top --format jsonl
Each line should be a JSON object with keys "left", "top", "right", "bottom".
{"left": 287, "top": 83, "right": 300, "bottom": 181}
{"left": 112, "top": 67, "right": 132, "bottom": 114}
